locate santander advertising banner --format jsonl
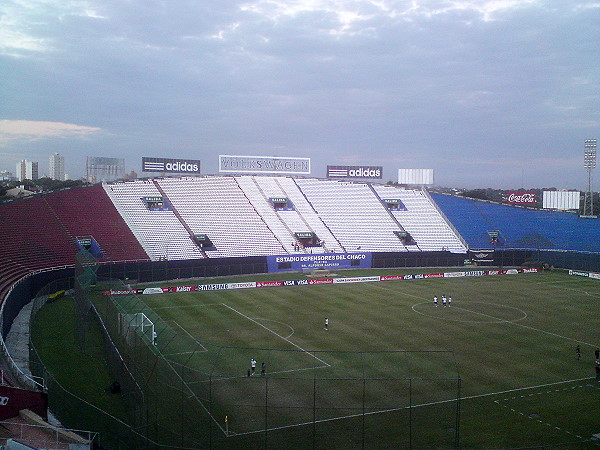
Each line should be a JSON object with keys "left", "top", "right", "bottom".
{"left": 505, "top": 191, "right": 536, "bottom": 205}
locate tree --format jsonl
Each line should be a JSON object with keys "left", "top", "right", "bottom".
{"left": 461, "top": 189, "right": 489, "bottom": 201}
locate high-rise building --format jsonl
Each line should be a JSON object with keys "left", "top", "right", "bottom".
{"left": 16, "top": 160, "right": 39, "bottom": 181}
{"left": 49, "top": 152, "right": 65, "bottom": 180}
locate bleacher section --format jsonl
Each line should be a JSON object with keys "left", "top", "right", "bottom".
{"left": 46, "top": 184, "right": 148, "bottom": 261}
{"left": 156, "top": 177, "right": 286, "bottom": 258}
{"left": 0, "top": 185, "right": 148, "bottom": 302}
{"left": 295, "top": 179, "right": 413, "bottom": 252}
{"left": 237, "top": 176, "right": 340, "bottom": 253}
{"left": 431, "top": 193, "right": 600, "bottom": 252}
{"left": 104, "top": 180, "right": 204, "bottom": 260}
{"left": 102, "top": 176, "right": 468, "bottom": 259}
{"left": 373, "top": 186, "right": 467, "bottom": 252}
{"left": 274, "top": 177, "right": 345, "bottom": 253}
{"left": 5, "top": 176, "right": 600, "bottom": 305}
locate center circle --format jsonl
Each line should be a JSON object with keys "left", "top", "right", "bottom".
{"left": 412, "top": 301, "right": 527, "bottom": 323}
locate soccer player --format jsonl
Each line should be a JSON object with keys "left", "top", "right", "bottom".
{"left": 448, "top": 296, "right": 452, "bottom": 306}
{"left": 324, "top": 318, "right": 329, "bottom": 330}
{"left": 433, "top": 296, "right": 438, "bottom": 307}
{"left": 442, "top": 295, "right": 447, "bottom": 307}
{"left": 261, "top": 362, "right": 266, "bottom": 377}
{"left": 576, "top": 345, "right": 581, "bottom": 360}
{"left": 251, "top": 358, "right": 257, "bottom": 375}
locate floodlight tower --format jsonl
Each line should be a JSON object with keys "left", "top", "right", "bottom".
{"left": 582, "top": 139, "right": 597, "bottom": 218}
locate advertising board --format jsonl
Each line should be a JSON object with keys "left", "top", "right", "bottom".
{"left": 219, "top": 155, "right": 311, "bottom": 174}
{"left": 103, "top": 267, "right": 540, "bottom": 296}
{"left": 504, "top": 191, "right": 536, "bottom": 205}
{"left": 142, "top": 157, "right": 201, "bottom": 174}
{"left": 542, "top": 191, "right": 580, "bottom": 210}
{"left": 327, "top": 165, "right": 383, "bottom": 179}
{"left": 267, "top": 252, "right": 372, "bottom": 272}
{"left": 397, "top": 169, "right": 434, "bottom": 185}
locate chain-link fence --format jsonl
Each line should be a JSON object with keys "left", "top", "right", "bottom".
{"left": 86, "top": 280, "right": 461, "bottom": 449}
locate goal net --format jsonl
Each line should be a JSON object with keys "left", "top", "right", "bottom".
{"left": 120, "top": 312, "right": 156, "bottom": 347}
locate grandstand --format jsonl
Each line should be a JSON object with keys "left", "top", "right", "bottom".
{"left": 103, "top": 176, "right": 467, "bottom": 259}
{"left": 431, "top": 192, "right": 600, "bottom": 252}
{"left": 3, "top": 176, "right": 600, "bottom": 305}
{"left": 1, "top": 175, "right": 600, "bottom": 448}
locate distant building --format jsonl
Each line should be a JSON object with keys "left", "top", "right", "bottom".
{"left": 49, "top": 152, "right": 66, "bottom": 180}
{"left": 6, "top": 186, "right": 35, "bottom": 198}
{"left": 16, "top": 160, "right": 39, "bottom": 181}
{"left": 123, "top": 170, "right": 138, "bottom": 181}
{"left": 0, "top": 170, "right": 14, "bottom": 181}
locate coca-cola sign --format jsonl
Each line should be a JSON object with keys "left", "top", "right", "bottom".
{"left": 505, "top": 191, "right": 536, "bottom": 204}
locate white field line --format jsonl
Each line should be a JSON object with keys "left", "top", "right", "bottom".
{"left": 222, "top": 303, "right": 330, "bottom": 367}
{"left": 169, "top": 320, "right": 207, "bottom": 352}
{"left": 493, "top": 381, "right": 600, "bottom": 441}
{"left": 373, "top": 283, "right": 600, "bottom": 348}
{"left": 226, "top": 376, "right": 596, "bottom": 437}
{"left": 451, "top": 305, "right": 600, "bottom": 348}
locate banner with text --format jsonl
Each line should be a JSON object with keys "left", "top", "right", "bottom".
{"left": 142, "top": 157, "right": 201, "bottom": 174}
{"left": 103, "top": 268, "right": 539, "bottom": 296}
{"left": 327, "top": 165, "right": 383, "bottom": 179}
{"left": 267, "top": 252, "right": 372, "bottom": 272}
{"left": 504, "top": 191, "right": 536, "bottom": 205}
{"left": 219, "top": 155, "right": 311, "bottom": 174}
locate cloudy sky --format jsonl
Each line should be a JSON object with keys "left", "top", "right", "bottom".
{"left": 1, "top": 0, "right": 599, "bottom": 189}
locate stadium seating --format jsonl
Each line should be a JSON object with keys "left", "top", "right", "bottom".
{"left": 295, "top": 178, "right": 410, "bottom": 252}
{"left": 0, "top": 185, "right": 149, "bottom": 302}
{"left": 156, "top": 177, "right": 286, "bottom": 258}
{"left": 274, "top": 177, "right": 345, "bottom": 253}
{"left": 373, "top": 186, "right": 467, "bottom": 252}
{"left": 431, "top": 193, "right": 600, "bottom": 252}
{"left": 104, "top": 180, "right": 204, "bottom": 260}
{"left": 5, "top": 176, "right": 600, "bottom": 305}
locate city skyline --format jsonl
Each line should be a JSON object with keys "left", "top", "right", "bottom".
{"left": 1, "top": 1, "right": 599, "bottom": 189}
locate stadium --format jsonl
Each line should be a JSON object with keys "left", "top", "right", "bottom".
{"left": 0, "top": 173, "right": 599, "bottom": 449}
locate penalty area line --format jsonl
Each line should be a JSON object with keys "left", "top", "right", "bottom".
{"left": 451, "top": 305, "right": 599, "bottom": 348}
{"left": 222, "top": 303, "right": 330, "bottom": 367}
{"left": 170, "top": 320, "right": 208, "bottom": 352}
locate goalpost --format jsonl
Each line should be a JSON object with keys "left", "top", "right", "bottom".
{"left": 120, "top": 312, "right": 157, "bottom": 346}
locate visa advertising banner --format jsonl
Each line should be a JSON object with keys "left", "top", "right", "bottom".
{"left": 103, "top": 268, "right": 540, "bottom": 296}
{"left": 267, "top": 252, "right": 372, "bottom": 272}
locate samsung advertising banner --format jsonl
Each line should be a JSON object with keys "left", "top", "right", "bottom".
{"left": 327, "top": 165, "right": 383, "bottom": 179}
{"left": 267, "top": 252, "right": 372, "bottom": 272}
{"left": 142, "top": 157, "right": 202, "bottom": 174}
{"left": 219, "top": 155, "right": 311, "bottom": 174}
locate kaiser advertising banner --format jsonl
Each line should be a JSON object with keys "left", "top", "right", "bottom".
{"left": 103, "top": 267, "right": 539, "bottom": 296}
{"left": 267, "top": 252, "right": 372, "bottom": 272}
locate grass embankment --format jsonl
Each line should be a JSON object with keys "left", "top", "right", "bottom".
{"left": 30, "top": 296, "right": 130, "bottom": 429}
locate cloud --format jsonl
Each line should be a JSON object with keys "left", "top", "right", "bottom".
{"left": 0, "top": 120, "right": 102, "bottom": 145}
{"left": 0, "top": 0, "right": 106, "bottom": 57}
{"left": 233, "top": 0, "right": 541, "bottom": 38}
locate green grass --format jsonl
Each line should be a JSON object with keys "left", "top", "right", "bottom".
{"left": 48, "top": 268, "right": 600, "bottom": 448}
{"left": 30, "top": 296, "right": 131, "bottom": 430}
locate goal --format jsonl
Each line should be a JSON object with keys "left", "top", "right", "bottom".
{"left": 120, "top": 312, "right": 156, "bottom": 346}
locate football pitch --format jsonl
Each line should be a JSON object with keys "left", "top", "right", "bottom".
{"left": 103, "top": 269, "right": 600, "bottom": 448}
